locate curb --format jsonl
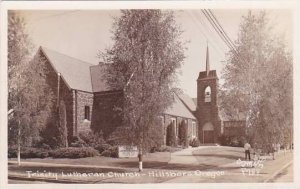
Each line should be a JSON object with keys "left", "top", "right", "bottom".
{"left": 263, "top": 160, "right": 293, "bottom": 183}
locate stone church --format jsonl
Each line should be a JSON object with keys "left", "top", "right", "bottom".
{"left": 36, "top": 45, "right": 227, "bottom": 146}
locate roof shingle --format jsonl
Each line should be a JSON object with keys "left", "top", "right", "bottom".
{"left": 40, "top": 46, "right": 94, "bottom": 92}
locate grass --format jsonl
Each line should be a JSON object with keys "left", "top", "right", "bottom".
{"left": 192, "top": 146, "right": 245, "bottom": 166}
{"left": 8, "top": 146, "right": 293, "bottom": 183}
{"left": 8, "top": 151, "right": 172, "bottom": 169}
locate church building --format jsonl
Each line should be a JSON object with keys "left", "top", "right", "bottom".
{"left": 35, "top": 45, "right": 224, "bottom": 147}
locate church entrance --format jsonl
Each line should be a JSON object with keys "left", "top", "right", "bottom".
{"left": 202, "top": 122, "right": 214, "bottom": 144}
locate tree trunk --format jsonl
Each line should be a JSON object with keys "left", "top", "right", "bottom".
{"left": 138, "top": 144, "right": 143, "bottom": 172}
{"left": 17, "top": 120, "right": 21, "bottom": 166}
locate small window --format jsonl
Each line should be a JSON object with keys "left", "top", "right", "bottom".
{"left": 204, "top": 86, "right": 211, "bottom": 102}
{"left": 84, "top": 106, "right": 90, "bottom": 120}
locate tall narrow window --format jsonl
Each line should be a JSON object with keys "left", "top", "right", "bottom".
{"left": 84, "top": 106, "right": 90, "bottom": 120}
{"left": 192, "top": 121, "right": 196, "bottom": 137}
{"left": 171, "top": 118, "right": 177, "bottom": 137}
{"left": 204, "top": 86, "right": 211, "bottom": 102}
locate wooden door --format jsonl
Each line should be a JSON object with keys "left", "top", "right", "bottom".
{"left": 203, "top": 131, "right": 214, "bottom": 143}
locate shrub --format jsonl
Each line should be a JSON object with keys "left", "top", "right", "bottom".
{"left": 94, "top": 143, "right": 112, "bottom": 154}
{"left": 50, "top": 147, "right": 99, "bottom": 158}
{"left": 229, "top": 136, "right": 239, "bottom": 147}
{"left": 218, "top": 134, "right": 228, "bottom": 146}
{"left": 178, "top": 123, "right": 189, "bottom": 147}
{"left": 8, "top": 146, "right": 17, "bottom": 158}
{"left": 218, "top": 135, "right": 246, "bottom": 147}
{"left": 150, "top": 145, "right": 182, "bottom": 153}
{"left": 189, "top": 138, "right": 200, "bottom": 147}
{"left": 101, "top": 146, "right": 118, "bottom": 158}
{"left": 166, "top": 124, "right": 177, "bottom": 147}
{"left": 70, "top": 136, "right": 87, "bottom": 147}
{"left": 8, "top": 147, "right": 49, "bottom": 159}
{"left": 79, "top": 130, "right": 105, "bottom": 147}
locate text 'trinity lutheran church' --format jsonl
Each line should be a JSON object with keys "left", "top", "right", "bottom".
{"left": 35, "top": 45, "right": 241, "bottom": 146}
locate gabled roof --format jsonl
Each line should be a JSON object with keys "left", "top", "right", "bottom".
{"left": 177, "top": 93, "right": 196, "bottom": 112}
{"left": 90, "top": 63, "right": 110, "bottom": 92}
{"left": 40, "top": 46, "right": 110, "bottom": 93}
{"left": 165, "top": 93, "right": 196, "bottom": 120}
{"left": 40, "top": 46, "right": 94, "bottom": 92}
{"left": 38, "top": 47, "right": 197, "bottom": 120}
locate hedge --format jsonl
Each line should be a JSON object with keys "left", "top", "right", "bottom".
{"left": 189, "top": 138, "right": 200, "bottom": 147}
{"left": 8, "top": 147, "right": 49, "bottom": 159}
{"left": 49, "top": 147, "right": 99, "bottom": 158}
{"left": 101, "top": 146, "right": 118, "bottom": 158}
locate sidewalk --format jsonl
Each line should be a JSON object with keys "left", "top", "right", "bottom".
{"left": 164, "top": 150, "right": 293, "bottom": 183}
{"left": 168, "top": 146, "right": 210, "bottom": 165}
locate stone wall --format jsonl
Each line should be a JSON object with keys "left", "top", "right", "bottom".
{"left": 59, "top": 77, "right": 74, "bottom": 142}
{"left": 40, "top": 50, "right": 74, "bottom": 143}
{"left": 196, "top": 70, "right": 221, "bottom": 143}
{"left": 76, "top": 91, "right": 94, "bottom": 134}
{"left": 91, "top": 91, "right": 124, "bottom": 139}
{"left": 163, "top": 114, "right": 197, "bottom": 146}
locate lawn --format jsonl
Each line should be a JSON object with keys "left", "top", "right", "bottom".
{"left": 192, "top": 146, "right": 245, "bottom": 167}
{"left": 8, "top": 151, "right": 172, "bottom": 169}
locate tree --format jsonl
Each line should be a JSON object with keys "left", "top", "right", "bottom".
{"left": 178, "top": 121, "right": 188, "bottom": 147}
{"left": 8, "top": 11, "right": 55, "bottom": 164}
{"left": 102, "top": 10, "right": 186, "bottom": 171}
{"left": 220, "top": 11, "right": 293, "bottom": 154}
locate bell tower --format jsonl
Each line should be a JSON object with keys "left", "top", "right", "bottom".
{"left": 196, "top": 45, "right": 221, "bottom": 144}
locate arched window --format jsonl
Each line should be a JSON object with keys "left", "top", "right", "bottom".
{"left": 204, "top": 86, "right": 211, "bottom": 102}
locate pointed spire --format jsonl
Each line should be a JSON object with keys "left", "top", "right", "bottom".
{"left": 206, "top": 42, "right": 210, "bottom": 76}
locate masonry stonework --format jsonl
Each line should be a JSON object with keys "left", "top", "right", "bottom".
{"left": 76, "top": 91, "right": 94, "bottom": 134}
{"left": 41, "top": 50, "right": 74, "bottom": 143}
{"left": 91, "top": 91, "right": 124, "bottom": 139}
{"left": 163, "top": 114, "right": 197, "bottom": 146}
{"left": 196, "top": 70, "right": 221, "bottom": 143}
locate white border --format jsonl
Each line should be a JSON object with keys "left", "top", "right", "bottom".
{"left": 1, "top": 1, "right": 299, "bottom": 189}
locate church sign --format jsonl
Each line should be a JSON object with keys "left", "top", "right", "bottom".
{"left": 118, "top": 145, "right": 138, "bottom": 158}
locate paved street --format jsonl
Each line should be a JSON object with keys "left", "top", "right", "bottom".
{"left": 271, "top": 163, "right": 293, "bottom": 182}
{"left": 8, "top": 146, "right": 293, "bottom": 183}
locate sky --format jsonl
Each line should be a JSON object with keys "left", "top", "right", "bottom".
{"left": 18, "top": 9, "right": 292, "bottom": 98}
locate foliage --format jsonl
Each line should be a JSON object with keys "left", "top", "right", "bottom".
{"left": 150, "top": 145, "right": 182, "bottom": 153}
{"left": 78, "top": 130, "right": 106, "bottom": 147}
{"left": 94, "top": 143, "right": 112, "bottom": 154}
{"left": 101, "top": 146, "right": 118, "bottom": 158}
{"left": 8, "top": 146, "right": 49, "bottom": 159}
{"left": 8, "top": 11, "right": 56, "bottom": 147}
{"left": 166, "top": 123, "right": 177, "bottom": 147}
{"left": 49, "top": 147, "right": 99, "bottom": 159}
{"left": 178, "top": 121, "right": 189, "bottom": 147}
{"left": 189, "top": 138, "right": 200, "bottom": 147}
{"left": 69, "top": 136, "right": 87, "bottom": 148}
{"left": 218, "top": 134, "right": 246, "bottom": 147}
{"left": 101, "top": 10, "right": 186, "bottom": 154}
{"left": 220, "top": 11, "right": 293, "bottom": 150}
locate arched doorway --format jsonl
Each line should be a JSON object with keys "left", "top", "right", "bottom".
{"left": 202, "top": 122, "right": 214, "bottom": 143}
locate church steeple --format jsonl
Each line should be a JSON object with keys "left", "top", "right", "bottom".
{"left": 206, "top": 44, "right": 210, "bottom": 76}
